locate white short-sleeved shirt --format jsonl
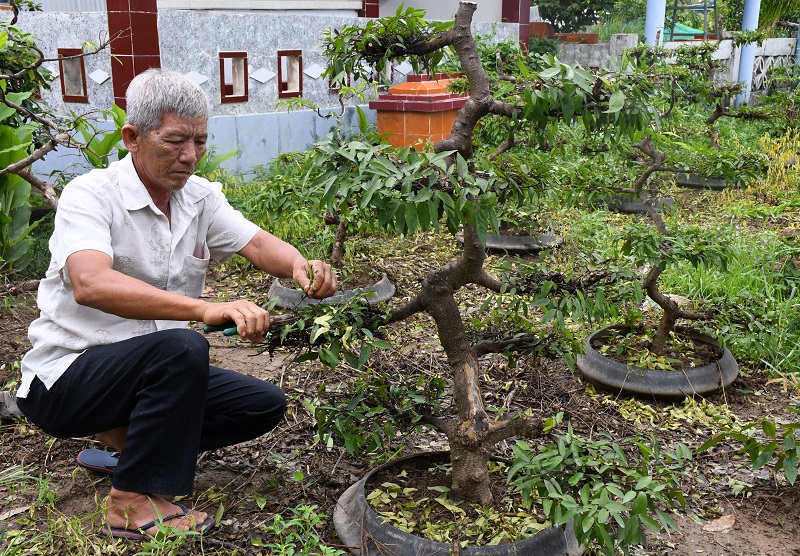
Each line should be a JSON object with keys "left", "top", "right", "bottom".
{"left": 17, "top": 154, "right": 260, "bottom": 398}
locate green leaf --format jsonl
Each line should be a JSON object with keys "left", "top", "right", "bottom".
{"left": 356, "top": 105, "right": 369, "bottom": 134}
{"left": 605, "top": 89, "right": 626, "bottom": 114}
{"left": 698, "top": 433, "right": 727, "bottom": 451}
{"left": 634, "top": 491, "right": 649, "bottom": 515}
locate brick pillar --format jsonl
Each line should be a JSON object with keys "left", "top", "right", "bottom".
{"left": 369, "top": 74, "right": 468, "bottom": 150}
{"left": 502, "top": 0, "right": 531, "bottom": 52}
{"left": 358, "top": 0, "right": 379, "bottom": 18}
{"left": 106, "top": 0, "right": 161, "bottom": 109}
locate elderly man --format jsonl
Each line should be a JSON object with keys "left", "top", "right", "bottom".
{"left": 16, "top": 68, "right": 336, "bottom": 539}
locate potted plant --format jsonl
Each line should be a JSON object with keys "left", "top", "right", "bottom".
{"left": 309, "top": 3, "right": 681, "bottom": 553}
{"left": 576, "top": 132, "right": 741, "bottom": 399}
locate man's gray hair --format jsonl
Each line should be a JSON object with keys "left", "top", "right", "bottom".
{"left": 125, "top": 69, "right": 210, "bottom": 137}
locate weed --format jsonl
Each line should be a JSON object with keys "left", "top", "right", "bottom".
{"left": 253, "top": 504, "right": 345, "bottom": 555}
{"left": 508, "top": 415, "right": 687, "bottom": 555}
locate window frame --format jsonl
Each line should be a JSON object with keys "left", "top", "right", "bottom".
{"left": 57, "top": 48, "right": 89, "bottom": 103}
{"left": 219, "top": 51, "right": 249, "bottom": 104}
{"left": 277, "top": 49, "right": 303, "bottom": 99}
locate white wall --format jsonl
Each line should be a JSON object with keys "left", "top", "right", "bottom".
{"left": 380, "top": 0, "right": 502, "bottom": 23}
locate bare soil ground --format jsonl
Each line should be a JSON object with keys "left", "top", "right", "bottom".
{"left": 1, "top": 256, "right": 799, "bottom": 555}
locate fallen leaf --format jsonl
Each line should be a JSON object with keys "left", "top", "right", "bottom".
{"left": 702, "top": 514, "right": 735, "bottom": 533}
{"left": 0, "top": 505, "right": 30, "bottom": 521}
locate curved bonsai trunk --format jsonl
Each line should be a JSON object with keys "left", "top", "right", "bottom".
{"left": 330, "top": 218, "right": 347, "bottom": 268}
{"left": 408, "top": 226, "right": 541, "bottom": 504}
{"left": 643, "top": 263, "right": 678, "bottom": 354}
{"left": 633, "top": 137, "right": 712, "bottom": 355}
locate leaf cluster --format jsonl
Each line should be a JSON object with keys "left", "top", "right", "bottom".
{"left": 253, "top": 504, "right": 345, "bottom": 555}
{"left": 0, "top": 23, "right": 53, "bottom": 129}
{"left": 700, "top": 409, "right": 800, "bottom": 486}
{"left": 305, "top": 369, "right": 445, "bottom": 457}
{"left": 263, "top": 293, "right": 391, "bottom": 370}
{"left": 508, "top": 417, "right": 688, "bottom": 555}
{"left": 0, "top": 88, "right": 39, "bottom": 275}
{"left": 618, "top": 222, "right": 731, "bottom": 271}
{"left": 322, "top": 4, "right": 453, "bottom": 88}
{"left": 311, "top": 133, "right": 519, "bottom": 245}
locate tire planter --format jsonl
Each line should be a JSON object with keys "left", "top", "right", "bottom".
{"left": 455, "top": 232, "right": 562, "bottom": 255}
{"left": 334, "top": 451, "right": 582, "bottom": 556}
{"left": 604, "top": 194, "right": 674, "bottom": 215}
{"left": 676, "top": 173, "right": 727, "bottom": 191}
{"left": 268, "top": 275, "right": 395, "bottom": 310}
{"left": 0, "top": 390, "right": 21, "bottom": 418}
{"left": 576, "top": 325, "right": 738, "bottom": 400}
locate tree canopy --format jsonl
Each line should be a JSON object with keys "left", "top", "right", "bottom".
{"left": 535, "top": 0, "right": 609, "bottom": 32}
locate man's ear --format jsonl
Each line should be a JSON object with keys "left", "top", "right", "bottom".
{"left": 121, "top": 124, "right": 141, "bottom": 153}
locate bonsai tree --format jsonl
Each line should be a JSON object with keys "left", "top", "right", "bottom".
{"left": 595, "top": 44, "right": 769, "bottom": 358}
{"left": 315, "top": 2, "right": 657, "bottom": 506}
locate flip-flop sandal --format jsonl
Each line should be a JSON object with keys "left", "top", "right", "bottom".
{"left": 76, "top": 449, "right": 119, "bottom": 476}
{"left": 101, "top": 503, "right": 216, "bottom": 540}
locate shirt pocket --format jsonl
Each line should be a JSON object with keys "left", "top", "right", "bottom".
{"left": 183, "top": 242, "right": 210, "bottom": 298}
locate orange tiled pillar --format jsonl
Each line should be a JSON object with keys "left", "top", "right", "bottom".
{"left": 369, "top": 74, "right": 468, "bottom": 150}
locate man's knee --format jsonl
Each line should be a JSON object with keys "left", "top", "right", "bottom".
{"left": 253, "top": 384, "right": 287, "bottom": 431}
{"left": 151, "top": 329, "right": 210, "bottom": 380}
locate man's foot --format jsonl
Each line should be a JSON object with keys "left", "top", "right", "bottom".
{"left": 76, "top": 449, "right": 119, "bottom": 476}
{"left": 103, "top": 489, "right": 213, "bottom": 539}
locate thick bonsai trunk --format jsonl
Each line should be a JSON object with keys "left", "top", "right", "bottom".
{"left": 409, "top": 226, "right": 541, "bottom": 504}
{"left": 450, "top": 441, "right": 491, "bottom": 504}
{"left": 644, "top": 263, "right": 678, "bottom": 355}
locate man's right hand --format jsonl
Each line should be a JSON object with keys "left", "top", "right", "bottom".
{"left": 201, "top": 300, "right": 271, "bottom": 343}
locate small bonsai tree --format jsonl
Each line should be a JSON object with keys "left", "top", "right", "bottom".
{"left": 316, "top": 2, "right": 657, "bottom": 505}
{"left": 599, "top": 44, "right": 770, "bottom": 357}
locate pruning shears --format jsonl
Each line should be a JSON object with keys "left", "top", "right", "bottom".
{"left": 203, "top": 313, "right": 299, "bottom": 337}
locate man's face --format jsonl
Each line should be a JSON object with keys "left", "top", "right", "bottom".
{"left": 125, "top": 112, "right": 208, "bottom": 193}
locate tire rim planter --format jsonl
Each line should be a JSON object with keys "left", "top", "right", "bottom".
{"left": 604, "top": 194, "right": 674, "bottom": 215}
{"left": 267, "top": 275, "right": 395, "bottom": 309}
{"left": 0, "top": 391, "right": 21, "bottom": 418}
{"left": 676, "top": 173, "right": 727, "bottom": 191}
{"left": 334, "top": 451, "right": 582, "bottom": 556}
{"left": 576, "top": 325, "right": 738, "bottom": 400}
{"left": 455, "top": 232, "right": 563, "bottom": 255}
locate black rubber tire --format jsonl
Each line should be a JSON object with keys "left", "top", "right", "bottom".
{"left": 267, "top": 275, "right": 395, "bottom": 309}
{"left": 605, "top": 194, "right": 674, "bottom": 215}
{"left": 676, "top": 173, "right": 727, "bottom": 191}
{"left": 576, "top": 326, "right": 738, "bottom": 400}
{"left": 333, "top": 451, "right": 582, "bottom": 556}
{"left": 455, "top": 232, "right": 562, "bottom": 255}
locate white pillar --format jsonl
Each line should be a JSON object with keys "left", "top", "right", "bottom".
{"left": 735, "top": 0, "right": 762, "bottom": 106}
{"left": 645, "top": 0, "right": 667, "bottom": 46}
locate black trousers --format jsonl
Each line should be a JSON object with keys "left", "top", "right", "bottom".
{"left": 18, "top": 329, "right": 286, "bottom": 496}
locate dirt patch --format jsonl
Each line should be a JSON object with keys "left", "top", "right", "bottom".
{"left": 1, "top": 271, "right": 799, "bottom": 555}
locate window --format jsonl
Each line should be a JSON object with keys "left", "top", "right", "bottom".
{"left": 219, "top": 51, "right": 248, "bottom": 103}
{"left": 277, "top": 50, "right": 302, "bottom": 98}
{"left": 58, "top": 48, "right": 88, "bottom": 103}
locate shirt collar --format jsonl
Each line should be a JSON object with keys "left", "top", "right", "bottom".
{"left": 116, "top": 153, "right": 216, "bottom": 215}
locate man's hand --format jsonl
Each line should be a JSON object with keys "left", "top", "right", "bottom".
{"left": 201, "top": 300, "right": 271, "bottom": 343}
{"left": 293, "top": 259, "right": 337, "bottom": 299}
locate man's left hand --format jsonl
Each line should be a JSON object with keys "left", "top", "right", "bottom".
{"left": 294, "top": 259, "right": 336, "bottom": 299}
